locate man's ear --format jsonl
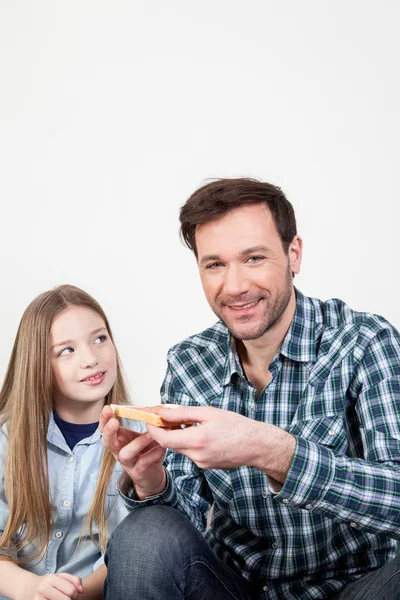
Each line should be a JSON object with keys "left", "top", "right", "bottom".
{"left": 289, "top": 235, "right": 303, "bottom": 276}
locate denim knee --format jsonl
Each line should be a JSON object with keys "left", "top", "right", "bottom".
{"left": 105, "top": 505, "right": 202, "bottom": 575}
{"left": 104, "top": 506, "right": 251, "bottom": 600}
{"left": 336, "top": 554, "right": 400, "bottom": 600}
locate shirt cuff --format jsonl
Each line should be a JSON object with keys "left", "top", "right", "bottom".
{"left": 118, "top": 470, "right": 178, "bottom": 511}
{"left": 274, "top": 436, "right": 336, "bottom": 510}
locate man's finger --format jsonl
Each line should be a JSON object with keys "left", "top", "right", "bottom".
{"left": 147, "top": 423, "right": 200, "bottom": 450}
{"left": 158, "top": 404, "right": 214, "bottom": 424}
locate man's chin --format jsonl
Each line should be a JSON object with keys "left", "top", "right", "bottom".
{"left": 223, "top": 321, "right": 267, "bottom": 341}
{"left": 234, "top": 331, "right": 266, "bottom": 341}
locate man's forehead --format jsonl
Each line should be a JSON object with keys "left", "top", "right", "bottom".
{"left": 195, "top": 204, "right": 279, "bottom": 254}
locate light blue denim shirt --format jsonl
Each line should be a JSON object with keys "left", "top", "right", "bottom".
{"left": 0, "top": 411, "right": 143, "bottom": 598}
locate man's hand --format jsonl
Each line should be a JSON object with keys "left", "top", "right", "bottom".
{"left": 147, "top": 405, "right": 296, "bottom": 484}
{"left": 100, "top": 405, "right": 167, "bottom": 499}
{"left": 16, "top": 572, "right": 83, "bottom": 600}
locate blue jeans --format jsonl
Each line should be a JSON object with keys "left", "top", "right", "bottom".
{"left": 104, "top": 505, "right": 252, "bottom": 600}
{"left": 104, "top": 505, "right": 400, "bottom": 600}
{"left": 335, "top": 555, "right": 400, "bottom": 600}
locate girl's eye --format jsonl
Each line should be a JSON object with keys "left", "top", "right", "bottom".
{"left": 94, "top": 334, "right": 107, "bottom": 344}
{"left": 59, "top": 347, "right": 74, "bottom": 356}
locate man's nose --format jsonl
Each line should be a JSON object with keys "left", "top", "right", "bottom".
{"left": 222, "top": 265, "right": 250, "bottom": 298}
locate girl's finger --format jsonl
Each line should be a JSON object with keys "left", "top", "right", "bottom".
{"left": 118, "top": 433, "right": 154, "bottom": 464}
{"left": 100, "top": 418, "right": 121, "bottom": 453}
{"left": 135, "top": 446, "right": 166, "bottom": 470}
{"left": 99, "top": 405, "right": 115, "bottom": 432}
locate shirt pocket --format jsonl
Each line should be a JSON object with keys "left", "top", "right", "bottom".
{"left": 289, "top": 414, "right": 348, "bottom": 454}
{"left": 362, "top": 428, "right": 400, "bottom": 463}
{"left": 93, "top": 467, "right": 124, "bottom": 517}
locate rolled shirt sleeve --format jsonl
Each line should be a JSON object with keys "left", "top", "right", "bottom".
{"left": 276, "top": 328, "right": 400, "bottom": 538}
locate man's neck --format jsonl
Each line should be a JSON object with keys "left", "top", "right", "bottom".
{"left": 237, "top": 290, "right": 297, "bottom": 373}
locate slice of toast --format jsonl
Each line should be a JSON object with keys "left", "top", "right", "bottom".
{"left": 110, "top": 404, "right": 181, "bottom": 427}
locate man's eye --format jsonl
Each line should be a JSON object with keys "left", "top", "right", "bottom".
{"left": 247, "top": 256, "right": 264, "bottom": 263}
{"left": 59, "top": 347, "right": 74, "bottom": 356}
{"left": 94, "top": 335, "right": 107, "bottom": 344}
{"left": 206, "top": 262, "right": 223, "bottom": 269}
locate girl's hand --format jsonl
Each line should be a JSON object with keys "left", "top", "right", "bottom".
{"left": 16, "top": 572, "right": 83, "bottom": 600}
{"left": 100, "top": 405, "right": 167, "bottom": 499}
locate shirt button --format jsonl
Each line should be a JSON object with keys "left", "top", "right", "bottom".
{"left": 263, "top": 585, "right": 268, "bottom": 592}
{"left": 305, "top": 504, "right": 313, "bottom": 510}
{"left": 63, "top": 500, "right": 70, "bottom": 508}
{"left": 152, "top": 499, "right": 159, "bottom": 505}
{"left": 350, "top": 522, "right": 357, "bottom": 528}
{"left": 262, "top": 491, "right": 268, "bottom": 498}
{"left": 271, "top": 542, "right": 278, "bottom": 549}
{"left": 282, "top": 498, "right": 290, "bottom": 504}
{"left": 328, "top": 430, "right": 335, "bottom": 436}
{"left": 69, "top": 456, "right": 75, "bottom": 463}
{"left": 55, "top": 531, "right": 63, "bottom": 538}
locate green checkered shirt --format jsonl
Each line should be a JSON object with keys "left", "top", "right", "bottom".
{"left": 126, "top": 289, "right": 400, "bottom": 599}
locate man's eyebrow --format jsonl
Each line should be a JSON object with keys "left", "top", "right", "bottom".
{"left": 51, "top": 327, "right": 107, "bottom": 349}
{"left": 199, "top": 254, "right": 221, "bottom": 267}
{"left": 199, "top": 246, "right": 272, "bottom": 267}
{"left": 240, "top": 245, "right": 272, "bottom": 257}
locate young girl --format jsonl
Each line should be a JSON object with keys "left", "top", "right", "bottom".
{"left": 0, "top": 285, "right": 142, "bottom": 600}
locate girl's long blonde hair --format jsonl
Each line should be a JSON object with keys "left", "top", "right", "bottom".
{"left": 0, "top": 285, "right": 129, "bottom": 562}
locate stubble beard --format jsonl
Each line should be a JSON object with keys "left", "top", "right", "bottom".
{"left": 215, "top": 264, "right": 294, "bottom": 341}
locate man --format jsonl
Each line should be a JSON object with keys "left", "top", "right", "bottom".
{"left": 101, "top": 179, "right": 400, "bottom": 600}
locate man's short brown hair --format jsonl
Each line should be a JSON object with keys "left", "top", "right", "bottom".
{"left": 179, "top": 178, "right": 297, "bottom": 257}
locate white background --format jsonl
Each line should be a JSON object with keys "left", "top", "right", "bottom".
{"left": 0, "top": 1, "right": 399, "bottom": 405}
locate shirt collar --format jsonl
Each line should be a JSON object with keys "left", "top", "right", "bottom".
{"left": 221, "top": 333, "right": 244, "bottom": 386}
{"left": 279, "top": 288, "right": 317, "bottom": 363}
{"left": 220, "top": 288, "right": 317, "bottom": 386}
{"left": 47, "top": 410, "right": 101, "bottom": 448}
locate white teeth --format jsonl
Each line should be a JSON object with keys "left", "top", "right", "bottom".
{"left": 231, "top": 300, "right": 258, "bottom": 311}
{"left": 84, "top": 372, "right": 103, "bottom": 381}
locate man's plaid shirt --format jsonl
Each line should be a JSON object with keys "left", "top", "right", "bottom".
{"left": 124, "top": 289, "right": 400, "bottom": 599}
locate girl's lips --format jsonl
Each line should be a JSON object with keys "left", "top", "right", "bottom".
{"left": 81, "top": 371, "right": 106, "bottom": 386}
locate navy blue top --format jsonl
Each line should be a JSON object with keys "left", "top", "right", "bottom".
{"left": 53, "top": 411, "right": 99, "bottom": 450}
